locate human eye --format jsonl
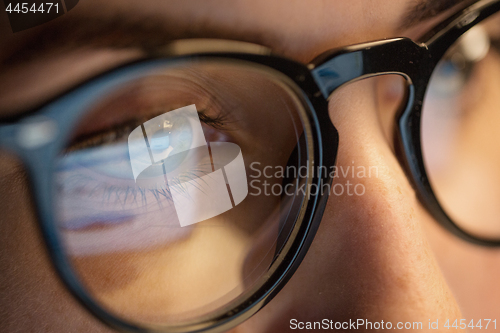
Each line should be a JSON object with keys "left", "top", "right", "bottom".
{"left": 55, "top": 82, "right": 233, "bottom": 234}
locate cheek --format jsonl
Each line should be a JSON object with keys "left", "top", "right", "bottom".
{"left": 422, "top": 207, "right": 500, "bottom": 321}
{"left": 0, "top": 152, "right": 112, "bottom": 332}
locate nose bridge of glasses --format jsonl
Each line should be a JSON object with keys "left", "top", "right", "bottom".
{"left": 310, "top": 38, "right": 429, "bottom": 99}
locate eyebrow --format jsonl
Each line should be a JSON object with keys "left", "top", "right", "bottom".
{"left": 0, "top": 8, "right": 275, "bottom": 69}
{"left": 0, "top": 0, "right": 478, "bottom": 70}
{"left": 400, "top": 0, "right": 478, "bottom": 29}
{"left": 1, "top": 14, "right": 198, "bottom": 66}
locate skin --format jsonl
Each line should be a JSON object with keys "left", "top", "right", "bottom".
{"left": 1, "top": 0, "right": 500, "bottom": 332}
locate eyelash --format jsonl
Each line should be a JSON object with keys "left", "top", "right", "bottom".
{"left": 57, "top": 167, "right": 213, "bottom": 231}
{"left": 65, "top": 107, "right": 230, "bottom": 153}
{"left": 68, "top": 176, "right": 172, "bottom": 207}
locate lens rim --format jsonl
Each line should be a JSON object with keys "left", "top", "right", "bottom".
{"left": 3, "top": 48, "right": 338, "bottom": 332}
{"left": 397, "top": 0, "right": 500, "bottom": 246}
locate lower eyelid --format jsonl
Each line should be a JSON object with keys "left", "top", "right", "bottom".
{"left": 57, "top": 171, "right": 177, "bottom": 230}
{"left": 67, "top": 72, "right": 218, "bottom": 141}
{"left": 60, "top": 209, "right": 193, "bottom": 256}
{"left": 56, "top": 143, "right": 218, "bottom": 231}
{"left": 67, "top": 103, "right": 232, "bottom": 153}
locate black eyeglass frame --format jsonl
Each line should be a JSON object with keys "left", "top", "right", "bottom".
{"left": 0, "top": 0, "right": 500, "bottom": 332}
{"left": 0, "top": 43, "right": 339, "bottom": 333}
{"left": 311, "top": 0, "right": 500, "bottom": 247}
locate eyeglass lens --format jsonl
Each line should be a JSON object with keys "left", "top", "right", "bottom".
{"left": 53, "top": 61, "right": 311, "bottom": 325}
{"left": 422, "top": 10, "right": 500, "bottom": 239}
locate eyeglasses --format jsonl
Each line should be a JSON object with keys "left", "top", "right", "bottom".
{"left": 1, "top": 0, "right": 500, "bottom": 332}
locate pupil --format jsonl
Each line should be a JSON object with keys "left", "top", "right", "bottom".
{"left": 150, "top": 128, "right": 171, "bottom": 152}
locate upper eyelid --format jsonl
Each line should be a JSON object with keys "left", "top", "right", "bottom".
{"left": 0, "top": 36, "right": 418, "bottom": 123}
{"left": 1, "top": 41, "right": 254, "bottom": 122}
{"left": 65, "top": 108, "right": 228, "bottom": 153}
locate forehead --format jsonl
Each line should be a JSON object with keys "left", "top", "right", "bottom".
{"left": 1, "top": 0, "right": 410, "bottom": 57}
{"left": 0, "top": 0, "right": 468, "bottom": 115}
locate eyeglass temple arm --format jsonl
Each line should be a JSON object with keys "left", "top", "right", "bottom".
{"left": 309, "top": 37, "right": 430, "bottom": 99}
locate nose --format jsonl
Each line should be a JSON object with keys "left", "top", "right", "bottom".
{"left": 238, "top": 78, "right": 464, "bottom": 332}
